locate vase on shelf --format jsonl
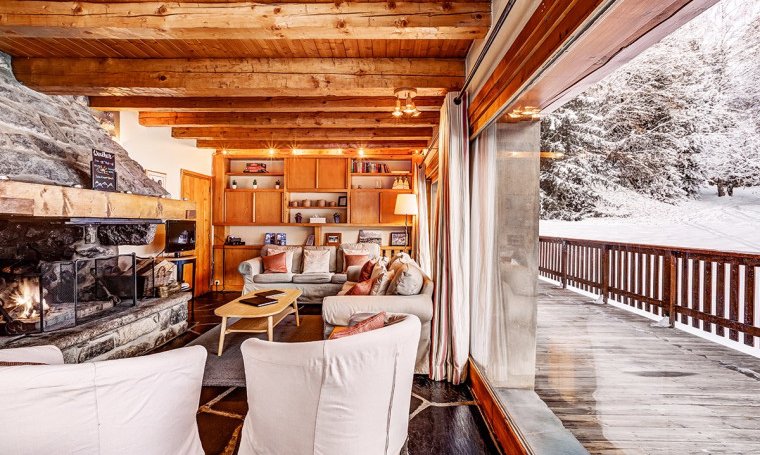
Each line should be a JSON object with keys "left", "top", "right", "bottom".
{"left": 231, "top": 179, "right": 237, "bottom": 189}
{"left": 275, "top": 180, "right": 281, "bottom": 189}
{"left": 295, "top": 212, "right": 303, "bottom": 223}
{"left": 333, "top": 212, "right": 341, "bottom": 223}
{"left": 252, "top": 179, "right": 258, "bottom": 189}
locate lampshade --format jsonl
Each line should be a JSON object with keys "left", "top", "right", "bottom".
{"left": 394, "top": 194, "right": 418, "bottom": 216}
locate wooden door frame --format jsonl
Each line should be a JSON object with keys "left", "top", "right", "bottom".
{"left": 181, "top": 169, "right": 212, "bottom": 294}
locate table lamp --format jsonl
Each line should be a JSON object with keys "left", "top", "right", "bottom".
{"left": 394, "top": 193, "right": 418, "bottom": 246}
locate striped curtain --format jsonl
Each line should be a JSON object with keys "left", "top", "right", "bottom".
{"left": 415, "top": 164, "right": 432, "bottom": 276}
{"left": 430, "top": 92, "right": 471, "bottom": 384}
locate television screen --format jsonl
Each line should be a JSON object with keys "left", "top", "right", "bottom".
{"left": 165, "top": 220, "right": 196, "bottom": 253}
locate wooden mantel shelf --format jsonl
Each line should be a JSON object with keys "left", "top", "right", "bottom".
{"left": 0, "top": 181, "right": 195, "bottom": 220}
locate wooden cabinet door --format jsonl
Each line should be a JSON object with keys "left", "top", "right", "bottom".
{"left": 317, "top": 158, "right": 347, "bottom": 190}
{"left": 350, "top": 192, "right": 380, "bottom": 224}
{"left": 286, "top": 158, "right": 317, "bottom": 190}
{"left": 254, "top": 191, "right": 283, "bottom": 224}
{"left": 224, "top": 192, "right": 253, "bottom": 224}
{"left": 223, "top": 248, "right": 260, "bottom": 290}
{"left": 380, "top": 192, "right": 408, "bottom": 224}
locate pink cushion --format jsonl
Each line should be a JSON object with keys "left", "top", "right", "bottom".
{"left": 330, "top": 312, "right": 386, "bottom": 340}
{"left": 346, "top": 278, "right": 373, "bottom": 296}
{"left": 262, "top": 252, "right": 288, "bottom": 273}
{"left": 343, "top": 254, "right": 369, "bottom": 272}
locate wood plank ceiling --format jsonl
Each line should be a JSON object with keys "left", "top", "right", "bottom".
{"left": 0, "top": 1, "right": 491, "bottom": 155}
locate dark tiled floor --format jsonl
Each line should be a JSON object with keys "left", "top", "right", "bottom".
{"left": 154, "top": 292, "right": 500, "bottom": 455}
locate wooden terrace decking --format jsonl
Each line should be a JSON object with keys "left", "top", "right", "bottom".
{"left": 536, "top": 281, "right": 760, "bottom": 454}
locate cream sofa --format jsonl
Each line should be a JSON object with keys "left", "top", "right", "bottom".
{"left": 0, "top": 345, "right": 206, "bottom": 455}
{"left": 238, "top": 243, "right": 382, "bottom": 304}
{"left": 322, "top": 277, "right": 434, "bottom": 374}
{"left": 238, "top": 315, "right": 421, "bottom": 455}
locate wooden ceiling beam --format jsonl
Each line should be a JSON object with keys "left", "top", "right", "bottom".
{"left": 172, "top": 127, "right": 434, "bottom": 141}
{"left": 141, "top": 111, "right": 438, "bottom": 128}
{"left": 196, "top": 140, "right": 429, "bottom": 150}
{"left": 89, "top": 96, "right": 445, "bottom": 112}
{"left": 0, "top": 1, "right": 490, "bottom": 41}
{"left": 13, "top": 58, "right": 463, "bottom": 97}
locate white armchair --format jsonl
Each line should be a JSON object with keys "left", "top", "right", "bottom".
{"left": 238, "top": 315, "right": 421, "bottom": 455}
{"left": 0, "top": 345, "right": 207, "bottom": 455}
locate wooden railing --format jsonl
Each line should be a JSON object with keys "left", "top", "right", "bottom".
{"left": 539, "top": 236, "right": 760, "bottom": 348}
{"left": 380, "top": 246, "right": 413, "bottom": 259}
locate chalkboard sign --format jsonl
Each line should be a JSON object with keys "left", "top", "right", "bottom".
{"left": 91, "top": 149, "right": 117, "bottom": 192}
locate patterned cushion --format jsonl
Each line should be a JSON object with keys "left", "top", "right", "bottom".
{"left": 329, "top": 312, "right": 386, "bottom": 339}
{"left": 262, "top": 252, "right": 288, "bottom": 273}
{"left": 370, "top": 269, "right": 394, "bottom": 295}
{"left": 302, "top": 249, "right": 331, "bottom": 274}
{"left": 303, "top": 246, "right": 337, "bottom": 272}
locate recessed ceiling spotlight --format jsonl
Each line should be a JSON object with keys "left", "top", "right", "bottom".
{"left": 221, "top": 149, "right": 229, "bottom": 155}
{"left": 358, "top": 148, "right": 365, "bottom": 157}
{"left": 268, "top": 148, "right": 276, "bottom": 156}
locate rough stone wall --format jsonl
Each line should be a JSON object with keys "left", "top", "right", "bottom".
{"left": 0, "top": 52, "right": 168, "bottom": 196}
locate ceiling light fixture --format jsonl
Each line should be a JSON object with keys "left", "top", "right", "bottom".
{"left": 392, "top": 88, "right": 420, "bottom": 118}
{"left": 268, "top": 148, "right": 276, "bottom": 156}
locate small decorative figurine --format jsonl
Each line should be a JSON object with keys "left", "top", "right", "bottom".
{"left": 295, "top": 212, "right": 303, "bottom": 223}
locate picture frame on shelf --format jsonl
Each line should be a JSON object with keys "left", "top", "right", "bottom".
{"left": 305, "top": 234, "right": 315, "bottom": 246}
{"left": 324, "top": 233, "right": 342, "bottom": 246}
{"left": 264, "top": 233, "right": 274, "bottom": 245}
{"left": 390, "top": 231, "right": 408, "bottom": 247}
{"left": 358, "top": 230, "right": 382, "bottom": 245}
{"left": 337, "top": 196, "right": 348, "bottom": 207}
{"left": 275, "top": 233, "right": 287, "bottom": 246}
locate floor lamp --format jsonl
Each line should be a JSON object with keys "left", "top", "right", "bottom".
{"left": 394, "top": 193, "right": 418, "bottom": 247}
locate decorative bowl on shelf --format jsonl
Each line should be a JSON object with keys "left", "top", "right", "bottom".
{"left": 290, "top": 200, "right": 300, "bottom": 207}
{"left": 327, "top": 201, "right": 337, "bottom": 207}
{"left": 302, "top": 200, "right": 312, "bottom": 207}
{"left": 316, "top": 199, "right": 326, "bottom": 207}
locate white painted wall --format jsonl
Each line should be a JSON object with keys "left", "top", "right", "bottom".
{"left": 117, "top": 111, "right": 213, "bottom": 256}
{"left": 118, "top": 111, "right": 212, "bottom": 199}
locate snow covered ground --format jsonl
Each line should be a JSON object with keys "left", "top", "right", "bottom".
{"left": 540, "top": 186, "right": 760, "bottom": 253}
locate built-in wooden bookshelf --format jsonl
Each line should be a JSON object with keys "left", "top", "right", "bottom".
{"left": 212, "top": 153, "right": 419, "bottom": 290}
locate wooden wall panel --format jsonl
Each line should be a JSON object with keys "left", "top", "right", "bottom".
{"left": 254, "top": 191, "right": 283, "bottom": 224}
{"left": 222, "top": 247, "right": 260, "bottom": 291}
{"left": 317, "top": 158, "right": 348, "bottom": 190}
{"left": 380, "top": 191, "right": 407, "bottom": 224}
{"left": 224, "top": 191, "right": 253, "bottom": 224}
{"left": 287, "top": 158, "right": 317, "bottom": 190}
{"left": 350, "top": 192, "right": 380, "bottom": 224}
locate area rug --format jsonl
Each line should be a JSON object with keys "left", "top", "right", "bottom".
{"left": 189, "top": 314, "right": 323, "bottom": 387}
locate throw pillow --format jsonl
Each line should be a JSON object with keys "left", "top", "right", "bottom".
{"left": 386, "top": 263, "right": 424, "bottom": 296}
{"left": 330, "top": 312, "right": 386, "bottom": 340}
{"left": 267, "top": 248, "right": 294, "bottom": 272}
{"left": 346, "top": 278, "right": 373, "bottom": 296}
{"left": 343, "top": 253, "right": 370, "bottom": 272}
{"left": 262, "top": 252, "right": 288, "bottom": 273}
{"left": 370, "top": 270, "right": 393, "bottom": 295}
{"left": 388, "top": 252, "right": 414, "bottom": 273}
{"left": 359, "top": 259, "right": 377, "bottom": 281}
{"left": 302, "top": 249, "right": 331, "bottom": 274}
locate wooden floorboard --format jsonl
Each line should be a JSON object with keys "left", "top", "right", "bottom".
{"left": 535, "top": 281, "right": 760, "bottom": 454}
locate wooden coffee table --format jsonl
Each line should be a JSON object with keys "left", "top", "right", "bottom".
{"left": 214, "top": 289, "right": 302, "bottom": 356}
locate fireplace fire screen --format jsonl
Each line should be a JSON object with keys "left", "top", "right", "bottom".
{"left": 0, "top": 254, "right": 142, "bottom": 336}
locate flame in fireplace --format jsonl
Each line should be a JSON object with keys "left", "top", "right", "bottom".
{"left": 10, "top": 280, "right": 48, "bottom": 320}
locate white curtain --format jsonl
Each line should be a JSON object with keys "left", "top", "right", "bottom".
{"left": 415, "top": 165, "right": 432, "bottom": 275}
{"left": 430, "top": 92, "right": 470, "bottom": 384}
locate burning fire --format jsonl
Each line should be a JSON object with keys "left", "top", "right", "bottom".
{"left": 10, "top": 280, "right": 49, "bottom": 320}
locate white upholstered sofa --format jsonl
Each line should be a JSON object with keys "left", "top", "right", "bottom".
{"left": 238, "top": 314, "right": 421, "bottom": 455}
{"left": 0, "top": 345, "right": 206, "bottom": 455}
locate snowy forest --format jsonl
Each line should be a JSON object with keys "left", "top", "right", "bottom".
{"left": 540, "top": 0, "right": 760, "bottom": 221}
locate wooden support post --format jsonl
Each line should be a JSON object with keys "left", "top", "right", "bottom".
{"left": 601, "top": 245, "right": 609, "bottom": 303}
{"left": 561, "top": 241, "right": 568, "bottom": 289}
{"left": 667, "top": 252, "right": 677, "bottom": 327}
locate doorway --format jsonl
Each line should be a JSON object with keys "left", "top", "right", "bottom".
{"left": 181, "top": 169, "right": 212, "bottom": 296}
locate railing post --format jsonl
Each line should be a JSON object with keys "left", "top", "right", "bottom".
{"left": 561, "top": 241, "right": 568, "bottom": 288}
{"left": 667, "top": 252, "right": 677, "bottom": 327}
{"left": 601, "top": 245, "right": 609, "bottom": 303}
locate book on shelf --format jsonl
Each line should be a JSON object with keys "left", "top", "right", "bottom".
{"left": 351, "top": 160, "right": 391, "bottom": 174}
